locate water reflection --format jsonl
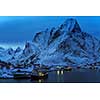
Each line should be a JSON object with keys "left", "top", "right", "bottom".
{"left": 56, "top": 70, "right": 64, "bottom": 82}
{"left": 38, "top": 79, "right": 42, "bottom": 83}
{"left": 57, "top": 70, "right": 64, "bottom": 75}
{"left": 61, "top": 70, "right": 64, "bottom": 75}
{"left": 57, "top": 70, "right": 60, "bottom": 75}
{"left": 1, "top": 69, "right": 100, "bottom": 83}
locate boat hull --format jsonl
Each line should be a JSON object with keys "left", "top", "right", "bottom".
{"left": 64, "top": 68, "right": 72, "bottom": 71}
{"left": 31, "top": 74, "right": 48, "bottom": 80}
{"left": 13, "top": 73, "right": 30, "bottom": 79}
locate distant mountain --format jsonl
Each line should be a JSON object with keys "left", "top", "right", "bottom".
{"left": 1, "top": 18, "right": 100, "bottom": 67}
{"left": 15, "top": 47, "right": 21, "bottom": 53}
{"left": 0, "top": 47, "right": 22, "bottom": 64}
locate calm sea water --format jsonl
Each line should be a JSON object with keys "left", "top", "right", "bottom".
{"left": 0, "top": 69, "right": 100, "bottom": 83}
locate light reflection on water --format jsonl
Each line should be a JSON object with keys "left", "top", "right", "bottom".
{"left": 0, "top": 69, "right": 100, "bottom": 83}
{"left": 61, "top": 70, "right": 64, "bottom": 75}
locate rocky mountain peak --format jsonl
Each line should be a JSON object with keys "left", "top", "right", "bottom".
{"left": 60, "top": 18, "right": 81, "bottom": 33}
{"left": 7, "top": 48, "right": 14, "bottom": 55}
{"left": 15, "top": 47, "right": 21, "bottom": 53}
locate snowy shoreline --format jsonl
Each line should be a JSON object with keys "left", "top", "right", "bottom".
{"left": 0, "top": 65, "right": 100, "bottom": 79}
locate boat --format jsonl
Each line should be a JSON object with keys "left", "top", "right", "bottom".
{"left": 12, "top": 67, "right": 31, "bottom": 79}
{"left": 31, "top": 70, "right": 48, "bottom": 80}
{"left": 64, "top": 66, "right": 72, "bottom": 71}
{"left": 13, "top": 72, "right": 31, "bottom": 79}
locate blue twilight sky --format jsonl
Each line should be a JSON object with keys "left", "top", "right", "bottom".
{"left": 0, "top": 16, "right": 100, "bottom": 49}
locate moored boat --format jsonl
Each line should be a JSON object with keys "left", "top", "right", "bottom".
{"left": 64, "top": 66, "right": 72, "bottom": 71}
{"left": 13, "top": 71, "right": 31, "bottom": 79}
{"left": 31, "top": 70, "right": 48, "bottom": 80}
{"left": 12, "top": 67, "right": 31, "bottom": 79}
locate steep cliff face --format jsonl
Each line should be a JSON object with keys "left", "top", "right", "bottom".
{"left": 28, "top": 18, "right": 100, "bottom": 66}
{"left": 0, "top": 18, "right": 100, "bottom": 67}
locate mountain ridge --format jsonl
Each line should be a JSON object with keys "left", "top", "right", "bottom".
{"left": 0, "top": 18, "right": 100, "bottom": 67}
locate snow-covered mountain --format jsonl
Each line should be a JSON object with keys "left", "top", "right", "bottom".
{"left": 1, "top": 18, "right": 100, "bottom": 67}
{"left": 31, "top": 18, "right": 100, "bottom": 66}
{"left": 0, "top": 47, "right": 22, "bottom": 65}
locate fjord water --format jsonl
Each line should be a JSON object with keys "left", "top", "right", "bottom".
{"left": 0, "top": 69, "right": 100, "bottom": 83}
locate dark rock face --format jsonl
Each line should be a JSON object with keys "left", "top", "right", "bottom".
{"left": 71, "top": 21, "right": 81, "bottom": 32}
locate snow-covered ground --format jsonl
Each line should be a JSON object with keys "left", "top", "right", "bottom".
{"left": 0, "top": 66, "right": 35, "bottom": 79}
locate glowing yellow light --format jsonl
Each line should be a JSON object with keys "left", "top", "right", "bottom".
{"left": 38, "top": 79, "right": 42, "bottom": 83}
{"left": 39, "top": 72, "right": 42, "bottom": 76}
{"left": 61, "top": 70, "right": 64, "bottom": 75}
{"left": 41, "top": 74, "right": 44, "bottom": 76}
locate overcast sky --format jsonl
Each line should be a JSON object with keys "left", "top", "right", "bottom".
{"left": 0, "top": 16, "right": 100, "bottom": 48}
